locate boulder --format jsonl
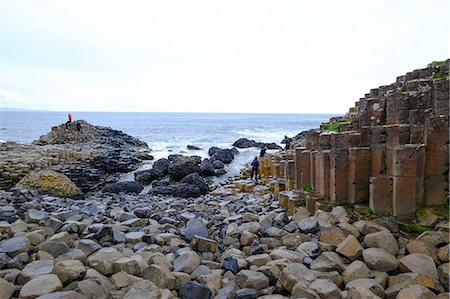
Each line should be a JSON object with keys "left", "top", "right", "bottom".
{"left": 362, "top": 248, "right": 398, "bottom": 272}
{"left": 310, "top": 279, "right": 341, "bottom": 299}
{"left": 52, "top": 260, "right": 86, "bottom": 285}
{"left": 87, "top": 247, "right": 124, "bottom": 275}
{"left": 18, "top": 260, "right": 55, "bottom": 284}
{"left": 152, "top": 183, "right": 202, "bottom": 198}
{"left": 187, "top": 145, "right": 202, "bottom": 150}
{"left": 0, "top": 277, "right": 15, "bottom": 299}
{"left": 235, "top": 270, "right": 269, "bottom": 290}
{"left": 399, "top": 253, "right": 439, "bottom": 280}
{"left": 173, "top": 251, "right": 201, "bottom": 274}
{"left": 134, "top": 169, "right": 163, "bottom": 185}
{"left": 185, "top": 218, "right": 208, "bottom": 241}
{"left": 396, "top": 284, "right": 437, "bottom": 299}
{"left": 181, "top": 173, "right": 209, "bottom": 194}
{"left": 0, "top": 236, "right": 31, "bottom": 257}
{"left": 179, "top": 281, "right": 211, "bottom": 299}
{"left": 16, "top": 170, "right": 83, "bottom": 198}
{"left": 152, "top": 158, "right": 171, "bottom": 175}
{"left": 199, "top": 159, "right": 216, "bottom": 176}
{"left": 20, "top": 274, "right": 63, "bottom": 299}
{"left": 363, "top": 231, "right": 399, "bottom": 256}
{"left": 310, "top": 252, "right": 345, "bottom": 273}
{"left": 168, "top": 156, "right": 201, "bottom": 181}
{"left": 123, "top": 280, "right": 161, "bottom": 299}
{"left": 104, "top": 181, "right": 143, "bottom": 194}
{"left": 336, "top": 234, "right": 363, "bottom": 261}
{"left": 209, "top": 147, "right": 235, "bottom": 164}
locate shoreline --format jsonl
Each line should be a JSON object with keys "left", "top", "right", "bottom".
{"left": 0, "top": 60, "right": 449, "bottom": 299}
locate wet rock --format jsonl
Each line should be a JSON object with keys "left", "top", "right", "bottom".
{"left": 179, "top": 281, "right": 212, "bottom": 299}
{"left": 153, "top": 158, "right": 170, "bottom": 175}
{"left": 181, "top": 173, "right": 209, "bottom": 194}
{"left": 104, "top": 181, "right": 143, "bottom": 194}
{"left": 363, "top": 231, "right": 399, "bottom": 256}
{"left": 134, "top": 169, "right": 162, "bottom": 185}
{"left": 362, "top": 248, "right": 398, "bottom": 272}
{"left": 209, "top": 147, "right": 235, "bottom": 164}
{"left": 168, "top": 156, "right": 201, "bottom": 181}
{"left": 200, "top": 159, "right": 216, "bottom": 176}
{"left": 20, "top": 274, "right": 63, "bottom": 299}
{"left": 123, "top": 280, "right": 161, "bottom": 299}
{"left": 236, "top": 270, "right": 269, "bottom": 290}
{"left": 152, "top": 183, "right": 202, "bottom": 198}
{"left": 0, "top": 236, "right": 31, "bottom": 257}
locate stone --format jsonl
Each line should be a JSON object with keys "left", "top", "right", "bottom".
{"left": 279, "top": 263, "right": 316, "bottom": 292}
{"left": 215, "top": 282, "right": 237, "bottom": 299}
{"left": 310, "top": 279, "right": 341, "bottom": 299}
{"left": 16, "top": 170, "right": 82, "bottom": 197}
{"left": 87, "top": 247, "right": 124, "bottom": 275}
{"left": 0, "top": 236, "right": 31, "bottom": 257}
{"left": 354, "top": 220, "right": 388, "bottom": 235}
{"left": 191, "top": 236, "right": 218, "bottom": 253}
{"left": 347, "top": 285, "right": 382, "bottom": 299}
{"left": 291, "top": 280, "right": 321, "bottom": 299}
{"left": 185, "top": 218, "right": 208, "bottom": 241}
{"left": 38, "top": 241, "right": 70, "bottom": 258}
{"left": 269, "top": 249, "right": 304, "bottom": 263}
{"left": 173, "top": 251, "right": 201, "bottom": 274}
{"left": 113, "top": 257, "right": 141, "bottom": 276}
{"left": 53, "top": 260, "right": 86, "bottom": 285}
{"left": 35, "top": 291, "right": 89, "bottom": 299}
{"left": 77, "top": 239, "right": 101, "bottom": 256}
{"left": 125, "top": 232, "right": 145, "bottom": 244}
{"left": 364, "top": 231, "right": 399, "bottom": 256}
{"left": 346, "top": 278, "right": 385, "bottom": 298}
{"left": 142, "top": 264, "right": 175, "bottom": 289}
{"left": 310, "top": 252, "right": 345, "bottom": 273}
{"left": 0, "top": 277, "right": 15, "bottom": 299}
{"left": 396, "top": 284, "right": 437, "bottom": 299}
{"left": 246, "top": 254, "right": 271, "bottom": 267}
{"left": 235, "top": 270, "right": 269, "bottom": 290}
{"left": 362, "top": 248, "right": 398, "bottom": 272}
{"left": 281, "top": 233, "right": 304, "bottom": 248}
{"left": 438, "top": 263, "right": 449, "bottom": 291}
{"left": 235, "top": 288, "right": 257, "bottom": 299}
{"left": 298, "top": 217, "right": 319, "bottom": 233}
{"left": 18, "top": 260, "right": 55, "bottom": 284}
{"left": 123, "top": 280, "right": 161, "bottom": 299}
{"left": 191, "top": 265, "right": 212, "bottom": 280}
{"left": 399, "top": 253, "right": 439, "bottom": 280}
{"left": 416, "top": 231, "right": 448, "bottom": 248}
{"left": 104, "top": 181, "right": 144, "bottom": 194}
{"left": 25, "top": 209, "right": 49, "bottom": 223}
{"left": 180, "top": 173, "right": 209, "bottom": 194}
{"left": 342, "top": 260, "right": 371, "bottom": 285}
{"left": 179, "top": 281, "right": 212, "bottom": 299}
{"left": 319, "top": 226, "right": 346, "bottom": 246}
{"left": 222, "top": 256, "right": 239, "bottom": 274}
{"left": 336, "top": 234, "right": 363, "bottom": 261}
{"left": 20, "top": 274, "right": 63, "bottom": 299}
{"left": 406, "top": 240, "right": 436, "bottom": 257}
{"left": 438, "top": 244, "right": 449, "bottom": 262}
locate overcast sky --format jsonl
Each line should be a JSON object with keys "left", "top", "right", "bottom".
{"left": 0, "top": 0, "right": 448, "bottom": 113}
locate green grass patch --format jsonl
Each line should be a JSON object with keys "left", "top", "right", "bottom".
{"left": 386, "top": 212, "right": 396, "bottom": 220}
{"left": 361, "top": 207, "right": 374, "bottom": 216}
{"left": 409, "top": 223, "right": 432, "bottom": 234}
{"left": 303, "top": 185, "right": 313, "bottom": 191}
{"left": 416, "top": 207, "right": 427, "bottom": 220}
{"left": 323, "top": 122, "right": 341, "bottom": 132}
{"left": 435, "top": 60, "right": 446, "bottom": 67}
{"left": 399, "top": 86, "right": 407, "bottom": 92}
{"left": 433, "top": 71, "right": 447, "bottom": 79}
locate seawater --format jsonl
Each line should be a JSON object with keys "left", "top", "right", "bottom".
{"left": 0, "top": 111, "right": 336, "bottom": 180}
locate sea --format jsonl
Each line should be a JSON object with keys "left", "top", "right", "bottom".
{"left": 0, "top": 111, "right": 335, "bottom": 181}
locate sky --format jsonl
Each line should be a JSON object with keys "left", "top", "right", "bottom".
{"left": 0, "top": 0, "right": 448, "bottom": 114}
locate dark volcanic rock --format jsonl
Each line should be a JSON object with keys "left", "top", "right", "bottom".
{"left": 222, "top": 257, "right": 239, "bottom": 274}
{"left": 209, "top": 147, "right": 235, "bottom": 164}
{"left": 180, "top": 173, "right": 209, "bottom": 194}
{"left": 199, "top": 159, "right": 216, "bottom": 176}
{"left": 232, "top": 138, "right": 282, "bottom": 150}
{"left": 168, "top": 156, "right": 201, "bottom": 181}
{"left": 187, "top": 145, "right": 202, "bottom": 150}
{"left": 104, "top": 181, "right": 144, "bottom": 194}
{"left": 134, "top": 169, "right": 163, "bottom": 185}
{"left": 152, "top": 158, "right": 171, "bottom": 175}
{"left": 179, "top": 281, "right": 212, "bottom": 299}
{"left": 151, "top": 183, "right": 201, "bottom": 198}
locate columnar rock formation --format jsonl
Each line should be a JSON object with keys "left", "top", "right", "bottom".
{"left": 261, "top": 60, "right": 449, "bottom": 219}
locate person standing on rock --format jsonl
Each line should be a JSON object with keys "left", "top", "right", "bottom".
{"left": 66, "top": 113, "right": 72, "bottom": 129}
{"left": 250, "top": 156, "right": 259, "bottom": 182}
{"left": 259, "top": 147, "right": 267, "bottom": 158}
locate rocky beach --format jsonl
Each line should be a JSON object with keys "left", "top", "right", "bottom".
{"left": 0, "top": 60, "right": 449, "bottom": 299}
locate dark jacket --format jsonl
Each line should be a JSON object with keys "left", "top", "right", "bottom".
{"left": 251, "top": 159, "right": 259, "bottom": 170}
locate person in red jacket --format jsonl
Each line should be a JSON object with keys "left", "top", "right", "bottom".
{"left": 66, "top": 113, "right": 72, "bottom": 129}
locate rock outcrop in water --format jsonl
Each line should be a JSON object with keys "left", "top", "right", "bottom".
{"left": 0, "top": 120, "right": 150, "bottom": 193}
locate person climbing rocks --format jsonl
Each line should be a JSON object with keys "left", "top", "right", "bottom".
{"left": 250, "top": 156, "right": 259, "bottom": 182}
{"left": 76, "top": 122, "right": 81, "bottom": 132}
{"left": 283, "top": 135, "right": 293, "bottom": 150}
{"left": 259, "top": 147, "right": 267, "bottom": 157}
{"left": 66, "top": 113, "right": 72, "bottom": 129}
